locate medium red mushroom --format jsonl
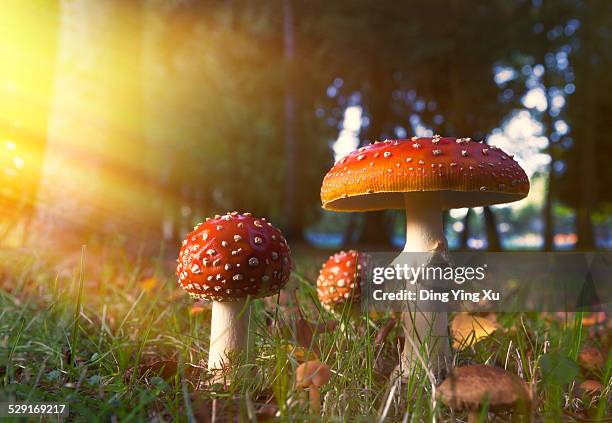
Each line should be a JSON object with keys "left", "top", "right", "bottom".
{"left": 316, "top": 250, "right": 365, "bottom": 315}
{"left": 321, "top": 137, "right": 529, "bottom": 372}
{"left": 176, "top": 212, "right": 292, "bottom": 374}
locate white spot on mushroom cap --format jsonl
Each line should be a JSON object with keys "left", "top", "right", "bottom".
{"left": 248, "top": 257, "right": 259, "bottom": 267}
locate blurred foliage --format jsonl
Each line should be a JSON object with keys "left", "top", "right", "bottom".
{"left": 0, "top": 0, "right": 610, "bottom": 249}
{"left": 144, "top": 0, "right": 334, "bottom": 238}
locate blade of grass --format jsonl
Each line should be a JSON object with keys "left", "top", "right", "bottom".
{"left": 3, "top": 316, "right": 25, "bottom": 387}
{"left": 69, "top": 245, "right": 86, "bottom": 372}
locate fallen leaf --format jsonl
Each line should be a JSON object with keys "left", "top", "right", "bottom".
{"left": 256, "top": 403, "right": 279, "bottom": 421}
{"left": 189, "top": 396, "right": 212, "bottom": 423}
{"left": 295, "top": 318, "right": 321, "bottom": 358}
{"left": 287, "top": 344, "right": 318, "bottom": 362}
{"left": 451, "top": 313, "right": 500, "bottom": 349}
{"left": 140, "top": 277, "right": 158, "bottom": 292}
{"left": 579, "top": 379, "right": 603, "bottom": 394}
{"left": 369, "top": 311, "right": 384, "bottom": 320}
{"left": 375, "top": 318, "right": 397, "bottom": 347}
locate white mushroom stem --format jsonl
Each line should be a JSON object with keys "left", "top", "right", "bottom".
{"left": 400, "top": 194, "right": 450, "bottom": 373}
{"left": 208, "top": 300, "right": 252, "bottom": 373}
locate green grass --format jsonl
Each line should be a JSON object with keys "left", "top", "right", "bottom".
{"left": 0, "top": 246, "right": 610, "bottom": 422}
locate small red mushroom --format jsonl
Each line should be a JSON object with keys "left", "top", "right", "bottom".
{"left": 177, "top": 212, "right": 292, "bottom": 374}
{"left": 316, "top": 250, "right": 365, "bottom": 314}
{"left": 295, "top": 360, "right": 332, "bottom": 415}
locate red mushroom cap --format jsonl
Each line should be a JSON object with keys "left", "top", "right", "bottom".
{"left": 321, "top": 137, "right": 529, "bottom": 211}
{"left": 176, "top": 212, "right": 292, "bottom": 301}
{"left": 316, "top": 250, "right": 365, "bottom": 308}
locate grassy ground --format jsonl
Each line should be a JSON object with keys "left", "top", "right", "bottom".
{"left": 0, "top": 244, "right": 610, "bottom": 422}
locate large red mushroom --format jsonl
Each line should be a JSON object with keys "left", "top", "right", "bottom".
{"left": 176, "top": 212, "right": 292, "bottom": 375}
{"left": 321, "top": 137, "right": 529, "bottom": 373}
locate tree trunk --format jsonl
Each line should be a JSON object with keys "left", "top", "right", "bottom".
{"left": 575, "top": 22, "right": 596, "bottom": 251}
{"left": 460, "top": 208, "right": 473, "bottom": 250}
{"left": 32, "top": 0, "right": 144, "bottom": 251}
{"left": 541, "top": 66, "right": 556, "bottom": 251}
{"left": 360, "top": 211, "right": 390, "bottom": 246}
{"left": 0, "top": 2, "right": 59, "bottom": 244}
{"left": 542, "top": 153, "right": 555, "bottom": 251}
{"left": 352, "top": 67, "right": 394, "bottom": 248}
{"left": 483, "top": 206, "right": 502, "bottom": 251}
{"left": 282, "top": 0, "right": 302, "bottom": 241}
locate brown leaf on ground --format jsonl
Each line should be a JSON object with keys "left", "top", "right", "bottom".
{"left": 369, "top": 311, "right": 385, "bottom": 320}
{"left": 375, "top": 317, "right": 397, "bottom": 347}
{"left": 190, "top": 397, "right": 215, "bottom": 423}
{"left": 579, "top": 379, "right": 603, "bottom": 394}
{"left": 451, "top": 313, "right": 500, "bottom": 349}
{"left": 296, "top": 317, "right": 321, "bottom": 358}
{"left": 190, "top": 394, "right": 277, "bottom": 423}
{"left": 256, "top": 403, "right": 279, "bottom": 421}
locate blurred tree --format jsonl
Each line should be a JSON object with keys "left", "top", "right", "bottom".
{"left": 149, "top": 0, "right": 334, "bottom": 243}
{"left": 23, "top": 0, "right": 602, "bottom": 254}
{"left": 306, "top": 0, "right": 536, "bottom": 249}
{"left": 283, "top": 0, "right": 298, "bottom": 241}
{"left": 0, "top": 1, "right": 58, "bottom": 244}
{"left": 558, "top": 0, "right": 612, "bottom": 250}
{"left": 32, "top": 0, "right": 146, "bottom": 250}
{"left": 508, "top": 0, "right": 610, "bottom": 251}
{"left": 526, "top": 0, "right": 576, "bottom": 251}
{"left": 399, "top": 0, "right": 523, "bottom": 252}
